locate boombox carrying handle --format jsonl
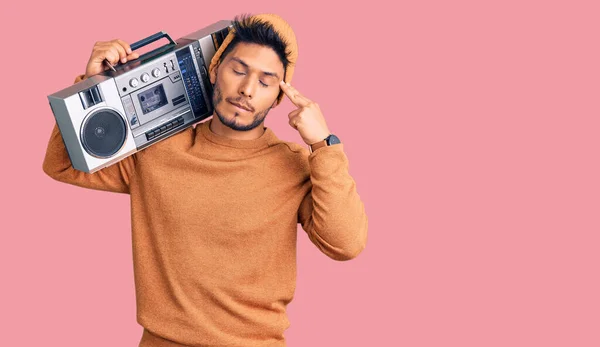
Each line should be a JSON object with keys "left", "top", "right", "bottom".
{"left": 130, "top": 31, "right": 175, "bottom": 52}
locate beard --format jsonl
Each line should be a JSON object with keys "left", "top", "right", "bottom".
{"left": 212, "top": 80, "right": 272, "bottom": 131}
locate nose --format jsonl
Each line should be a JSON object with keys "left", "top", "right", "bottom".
{"left": 238, "top": 76, "right": 257, "bottom": 99}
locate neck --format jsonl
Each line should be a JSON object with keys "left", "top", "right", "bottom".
{"left": 209, "top": 114, "right": 266, "bottom": 140}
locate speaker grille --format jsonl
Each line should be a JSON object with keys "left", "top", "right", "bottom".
{"left": 81, "top": 109, "right": 127, "bottom": 158}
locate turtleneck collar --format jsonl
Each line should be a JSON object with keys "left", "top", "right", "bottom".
{"left": 196, "top": 118, "right": 278, "bottom": 149}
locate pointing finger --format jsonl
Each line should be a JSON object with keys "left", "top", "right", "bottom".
{"left": 280, "top": 81, "right": 310, "bottom": 107}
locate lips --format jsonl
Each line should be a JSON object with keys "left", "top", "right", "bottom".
{"left": 228, "top": 100, "right": 252, "bottom": 112}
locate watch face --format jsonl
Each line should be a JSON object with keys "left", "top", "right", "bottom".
{"left": 327, "top": 134, "right": 341, "bottom": 145}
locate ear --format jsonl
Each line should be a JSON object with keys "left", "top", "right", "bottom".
{"left": 209, "top": 62, "right": 219, "bottom": 84}
{"left": 270, "top": 90, "right": 284, "bottom": 109}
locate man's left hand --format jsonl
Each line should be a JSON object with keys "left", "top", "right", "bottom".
{"left": 280, "top": 81, "right": 331, "bottom": 146}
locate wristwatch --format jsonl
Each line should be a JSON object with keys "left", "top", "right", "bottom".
{"left": 309, "top": 134, "right": 341, "bottom": 153}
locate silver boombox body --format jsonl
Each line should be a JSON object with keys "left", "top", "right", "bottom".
{"left": 48, "top": 20, "right": 232, "bottom": 173}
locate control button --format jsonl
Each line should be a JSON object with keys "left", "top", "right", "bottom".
{"left": 166, "top": 123, "right": 172, "bottom": 129}
{"left": 160, "top": 125, "right": 167, "bottom": 131}
{"left": 129, "top": 78, "right": 139, "bottom": 88}
{"left": 152, "top": 68, "right": 161, "bottom": 78}
{"left": 141, "top": 73, "right": 150, "bottom": 83}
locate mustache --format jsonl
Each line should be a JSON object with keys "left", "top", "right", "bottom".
{"left": 226, "top": 97, "right": 254, "bottom": 112}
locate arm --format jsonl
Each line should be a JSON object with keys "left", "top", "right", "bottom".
{"left": 278, "top": 81, "right": 367, "bottom": 261}
{"left": 42, "top": 74, "right": 137, "bottom": 194}
{"left": 298, "top": 144, "right": 368, "bottom": 261}
{"left": 43, "top": 40, "right": 140, "bottom": 193}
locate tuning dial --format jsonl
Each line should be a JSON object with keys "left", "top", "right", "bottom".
{"left": 141, "top": 73, "right": 150, "bottom": 83}
{"left": 152, "top": 68, "right": 161, "bottom": 78}
{"left": 129, "top": 78, "right": 139, "bottom": 88}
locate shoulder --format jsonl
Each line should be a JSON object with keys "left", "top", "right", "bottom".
{"left": 275, "top": 140, "right": 310, "bottom": 157}
{"left": 264, "top": 127, "right": 310, "bottom": 164}
{"left": 136, "top": 126, "right": 195, "bottom": 159}
{"left": 267, "top": 139, "right": 311, "bottom": 175}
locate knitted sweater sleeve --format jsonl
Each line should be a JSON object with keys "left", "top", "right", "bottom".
{"left": 42, "top": 74, "right": 137, "bottom": 194}
{"left": 298, "top": 144, "right": 368, "bottom": 261}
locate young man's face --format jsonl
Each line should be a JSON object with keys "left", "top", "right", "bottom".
{"left": 210, "top": 42, "right": 285, "bottom": 131}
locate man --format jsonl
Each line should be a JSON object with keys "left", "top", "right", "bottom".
{"left": 43, "top": 13, "right": 368, "bottom": 347}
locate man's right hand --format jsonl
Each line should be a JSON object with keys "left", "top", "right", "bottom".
{"left": 85, "top": 39, "right": 140, "bottom": 78}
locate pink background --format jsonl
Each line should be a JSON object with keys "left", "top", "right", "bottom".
{"left": 1, "top": 0, "right": 599, "bottom": 346}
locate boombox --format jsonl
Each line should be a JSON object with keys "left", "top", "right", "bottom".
{"left": 48, "top": 20, "right": 232, "bottom": 173}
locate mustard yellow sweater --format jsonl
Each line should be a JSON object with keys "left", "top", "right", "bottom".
{"left": 43, "top": 75, "right": 368, "bottom": 346}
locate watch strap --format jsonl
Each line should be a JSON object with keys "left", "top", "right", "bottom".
{"left": 309, "top": 139, "right": 328, "bottom": 152}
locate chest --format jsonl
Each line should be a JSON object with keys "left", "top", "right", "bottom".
{"left": 133, "top": 151, "right": 308, "bottom": 233}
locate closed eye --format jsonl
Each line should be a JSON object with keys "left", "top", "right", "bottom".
{"left": 233, "top": 69, "right": 268, "bottom": 87}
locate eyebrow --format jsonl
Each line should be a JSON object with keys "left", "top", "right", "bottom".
{"left": 231, "top": 57, "right": 280, "bottom": 80}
